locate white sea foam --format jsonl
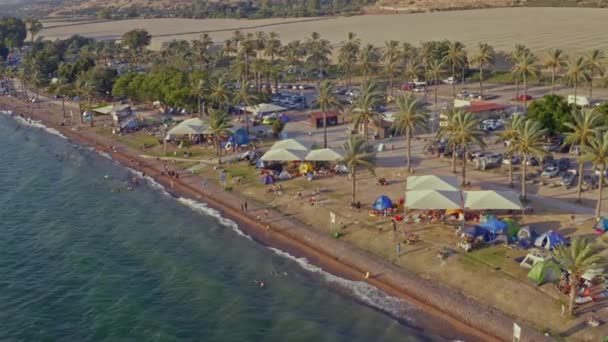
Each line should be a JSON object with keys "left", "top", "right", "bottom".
{"left": 267, "top": 247, "right": 415, "bottom": 324}
{"left": 177, "top": 197, "right": 252, "bottom": 240}
{"left": 9, "top": 115, "right": 68, "bottom": 140}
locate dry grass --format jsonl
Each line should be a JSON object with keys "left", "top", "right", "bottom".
{"left": 41, "top": 8, "right": 608, "bottom": 53}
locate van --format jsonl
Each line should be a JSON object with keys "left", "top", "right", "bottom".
{"left": 568, "top": 95, "right": 590, "bottom": 107}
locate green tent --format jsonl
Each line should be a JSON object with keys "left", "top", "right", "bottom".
{"left": 528, "top": 260, "right": 561, "bottom": 285}
{"left": 503, "top": 218, "right": 520, "bottom": 239}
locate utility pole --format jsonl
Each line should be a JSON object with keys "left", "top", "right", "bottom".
{"left": 72, "top": 0, "right": 76, "bottom": 22}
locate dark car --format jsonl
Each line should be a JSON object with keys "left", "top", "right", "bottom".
{"left": 560, "top": 172, "right": 577, "bottom": 187}
{"left": 557, "top": 158, "right": 570, "bottom": 171}
{"left": 525, "top": 156, "right": 539, "bottom": 167}
{"left": 542, "top": 155, "right": 555, "bottom": 167}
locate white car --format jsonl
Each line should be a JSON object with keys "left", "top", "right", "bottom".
{"left": 413, "top": 87, "right": 426, "bottom": 93}
{"left": 541, "top": 166, "right": 559, "bottom": 178}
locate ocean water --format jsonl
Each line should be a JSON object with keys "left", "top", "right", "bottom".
{"left": 0, "top": 114, "right": 458, "bottom": 341}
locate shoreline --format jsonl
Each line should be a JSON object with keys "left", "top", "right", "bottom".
{"left": 1, "top": 97, "right": 550, "bottom": 341}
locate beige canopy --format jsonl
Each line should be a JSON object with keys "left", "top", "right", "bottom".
{"left": 270, "top": 139, "right": 309, "bottom": 151}
{"left": 167, "top": 118, "right": 208, "bottom": 136}
{"left": 463, "top": 190, "right": 522, "bottom": 210}
{"left": 406, "top": 190, "right": 462, "bottom": 210}
{"left": 406, "top": 175, "right": 460, "bottom": 191}
{"left": 260, "top": 148, "right": 307, "bottom": 161}
{"left": 305, "top": 148, "right": 342, "bottom": 161}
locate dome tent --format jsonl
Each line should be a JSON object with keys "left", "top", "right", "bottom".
{"left": 261, "top": 174, "right": 274, "bottom": 185}
{"left": 372, "top": 195, "right": 393, "bottom": 211}
{"left": 534, "top": 231, "right": 568, "bottom": 250}
{"left": 528, "top": 260, "right": 561, "bottom": 285}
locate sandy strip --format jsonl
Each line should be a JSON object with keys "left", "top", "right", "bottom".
{"left": 0, "top": 95, "right": 551, "bottom": 342}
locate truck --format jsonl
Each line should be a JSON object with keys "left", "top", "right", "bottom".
{"left": 568, "top": 95, "right": 590, "bottom": 107}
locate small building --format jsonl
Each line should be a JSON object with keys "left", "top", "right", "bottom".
{"left": 93, "top": 104, "right": 136, "bottom": 129}
{"left": 447, "top": 100, "right": 509, "bottom": 121}
{"left": 309, "top": 110, "right": 340, "bottom": 128}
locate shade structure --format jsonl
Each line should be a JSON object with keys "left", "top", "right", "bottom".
{"left": 463, "top": 190, "right": 522, "bottom": 210}
{"left": 270, "top": 139, "right": 308, "bottom": 151}
{"left": 260, "top": 148, "right": 307, "bottom": 162}
{"left": 406, "top": 175, "right": 460, "bottom": 191}
{"left": 305, "top": 148, "right": 342, "bottom": 161}
{"left": 405, "top": 190, "right": 462, "bottom": 210}
{"left": 372, "top": 195, "right": 393, "bottom": 210}
{"left": 167, "top": 118, "right": 208, "bottom": 136}
{"left": 246, "top": 103, "right": 287, "bottom": 116}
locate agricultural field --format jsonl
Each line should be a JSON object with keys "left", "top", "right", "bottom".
{"left": 40, "top": 8, "right": 608, "bottom": 53}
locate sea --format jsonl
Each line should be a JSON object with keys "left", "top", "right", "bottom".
{"left": 0, "top": 113, "right": 465, "bottom": 341}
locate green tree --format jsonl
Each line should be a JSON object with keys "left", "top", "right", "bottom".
{"left": 350, "top": 81, "right": 383, "bottom": 147}
{"left": 359, "top": 43, "right": 379, "bottom": 82}
{"left": 382, "top": 40, "right": 400, "bottom": 97}
{"left": 314, "top": 80, "right": 342, "bottom": 148}
{"left": 585, "top": 49, "right": 605, "bottom": 101}
{"left": 498, "top": 114, "right": 524, "bottom": 187}
{"left": 191, "top": 78, "right": 208, "bottom": 116}
{"left": 563, "top": 110, "right": 603, "bottom": 202}
{"left": 442, "top": 41, "right": 466, "bottom": 98}
{"left": 544, "top": 48, "right": 567, "bottom": 94}
{"left": 390, "top": 95, "right": 427, "bottom": 172}
{"left": 232, "top": 80, "right": 258, "bottom": 134}
{"left": 25, "top": 18, "right": 43, "bottom": 43}
{"left": 426, "top": 59, "right": 444, "bottom": 105}
{"left": 449, "top": 110, "right": 486, "bottom": 185}
{"left": 305, "top": 32, "right": 332, "bottom": 80}
{"left": 580, "top": 130, "right": 608, "bottom": 217}
{"left": 53, "top": 79, "right": 73, "bottom": 119}
{"left": 338, "top": 32, "right": 360, "bottom": 90}
{"left": 210, "top": 76, "right": 231, "bottom": 110}
{"left": 552, "top": 238, "right": 606, "bottom": 316}
{"left": 29, "top": 63, "right": 45, "bottom": 107}
{"left": 207, "top": 108, "right": 233, "bottom": 164}
{"left": 437, "top": 107, "right": 460, "bottom": 173}
{"left": 507, "top": 44, "right": 530, "bottom": 100}
{"left": 470, "top": 42, "right": 495, "bottom": 98}
{"left": 0, "top": 17, "right": 27, "bottom": 53}
{"left": 511, "top": 51, "right": 539, "bottom": 113}
{"left": 527, "top": 94, "right": 573, "bottom": 135}
{"left": 340, "top": 135, "right": 376, "bottom": 204}
{"left": 121, "top": 29, "right": 151, "bottom": 55}
{"left": 506, "top": 119, "right": 547, "bottom": 200}
{"left": 564, "top": 56, "right": 590, "bottom": 108}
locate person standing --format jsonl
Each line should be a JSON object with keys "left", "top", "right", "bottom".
{"left": 244, "top": 201, "right": 248, "bottom": 212}
{"left": 395, "top": 243, "right": 401, "bottom": 256}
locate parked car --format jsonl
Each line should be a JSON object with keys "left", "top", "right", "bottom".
{"left": 503, "top": 155, "right": 521, "bottom": 165}
{"left": 413, "top": 86, "right": 426, "bottom": 93}
{"left": 560, "top": 171, "right": 577, "bottom": 187}
{"left": 541, "top": 166, "right": 560, "bottom": 178}
{"left": 470, "top": 151, "right": 486, "bottom": 161}
{"left": 400, "top": 83, "right": 415, "bottom": 91}
{"left": 525, "top": 156, "right": 540, "bottom": 167}
{"left": 557, "top": 158, "right": 570, "bottom": 171}
{"left": 485, "top": 153, "right": 503, "bottom": 165}
{"left": 594, "top": 167, "right": 608, "bottom": 177}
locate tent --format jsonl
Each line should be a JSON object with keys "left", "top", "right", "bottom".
{"left": 528, "top": 260, "right": 561, "bottom": 285}
{"left": 261, "top": 174, "right": 274, "bottom": 184}
{"left": 534, "top": 231, "right": 567, "bottom": 250}
{"left": 372, "top": 195, "right": 393, "bottom": 210}
{"left": 405, "top": 190, "right": 462, "bottom": 209}
{"left": 246, "top": 103, "right": 287, "bottom": 116}
{"left": 278, "top": 170, "right": 292, "bottom": 180}
{"left": 270, "top": 139, "right": 308, "bottom": 151}
{"left": 167, "top": 118, "right": 208, "bottom": 136}
{"left": 463, "top": 191, "right": 522, "bottom": 210}
{"left": 229, "top": 128, "right": 250, "bottom": 146}
{"left": 260, "top": 149, "right": 307, "bottom": 161}
{"left": 594, "top": 217, "right": 608, "bottom": 233}
{"left": 305, "top": 148, "right": 342, "bottom": 162}
{"left": 477, "top": 217, "right": 508, "bottom": 234}
{"left": 406, "top": 175, "right": 459, "bottom": 191}
{"left": 503, "top": 218, "right": 520, "bottom": 239}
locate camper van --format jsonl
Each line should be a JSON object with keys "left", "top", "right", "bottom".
{"left": 568, "top": 95, "right": 590, "bottom": 107}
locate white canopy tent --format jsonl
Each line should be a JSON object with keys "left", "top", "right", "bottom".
{"left": 405, "top": 190, "right": 462, "bottom": 210}
{"left": 270, "top": 139, "right": 309, "bottom": 151}
{"left": 260, "top": 148, "right": 307, "bottom": 162}
{"left": 167, "top": 118, "right": 208, "bottom": 136}
{"left": 463, "top": 191, "right": 522, "bottom": 210}
{"left": 246, "top": 103, "right": 287, "bottom": 116}
{"left": 305, "top": 148, "right": 342, "bottom": 161}
{"left": 406, "top": 175, "right": 460, "bottom": 191}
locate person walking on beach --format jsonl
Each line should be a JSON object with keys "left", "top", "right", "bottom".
{"left": 244, "top": 201, "right": 248, "bottom": 212}
{"left": 264, "top": 209, "right": 268, "bottom": 217}
{"left": 241, "top": 202, "right": 245, "bottom": 211}
{"left": 395, "top": 243, "right": 401, "bottom": 256}
{"left": 391, "top": 218, "right": 397, "bottom": 232}
{"left": 257, "top": 215, "right": 261, "bottom": 224}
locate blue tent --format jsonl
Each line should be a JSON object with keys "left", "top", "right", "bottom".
{"left": 279, "top": 114, "right": 289, "bottom": 123}
{"left": 595, "top": 217, "right": 608, "bottom": 233}
{"left": 534, "top": 231, "right": 568, "bottom": 250}
{"left": 372, "top": 195, "right": 393, "bottom": 211}
{"left": 261, "top": 174, "right": 274, "bottom": 185}
{"left": 229, "top": 128, "right": 250, "bottom": 146}
{"left": 477, "top": 217, "right": 508, "bottom": 234}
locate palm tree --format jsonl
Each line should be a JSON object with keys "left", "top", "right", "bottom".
{"left": 470, "top": 43, "right": 495, "bottom": 98}
{"left": 350, "top": 81, "right": 384, "bottom": 148}
{"left": 580, "top": 130, "right": 608, "bottom": 217}
{"left": 563, "top": 110, "right": 603, "bottom": 203}
{"left": 400, "top": 42, "right": 416, "bottom": 72}
{"left": 232, "top": 80, "right": 258, "bottom": 134}
{"left": 314, "top": 80, "right": 342, "bottom": 148}
{"left": 306, "top": 32, "right": 332, "bottom": 81}
{"left": 284, "top": 40, "right": 304, "bottom": 74}
{"left": 498, "top": 114, "right": 524, "bottom": 187}
{"left": 544, "top": 48, "right": 567, "bottom": 94}
{"left": 564, "top": 56, "right": 590, "bottom": 108}
{"left": 210, "top": 76, "right": 231, "bottom": 110}
{"left": 338, "top": 32, "right": 361, "bottom": 89}
{"left": 442, "top": 41, "right": 466, "bottom": 98}
{"left": 191, "top": 78, "right": 208, "bottom": 116}
{"left": 585, "top": 49, "right": 605, "bottom": 101}
{"left": 552, "top": 238, "right": 606, "bottom": 316}
{"left": 341, "top": 135, "right": 376, "bottom": 205}
{"left": 437, "top": 107, "right": 461, "bottom": 174}
{"left": 419, "top": 41, "right": 434, "bottom": 82}
{"left": 29, "top": 65, "right": 45, "bottom": 107}
{"left": 207, "top": 109, "right": 233, "bottom": 165}
{"left": 382, "top": 40, "right": 400, "bottom": 97}
{"left": 264, "top": 32, "right": 282, "bottom": 87}
{"left": 26, "top": 18, "right": 43, "bottom": 43}
{"left": 426, "top": 59, "right": 445, "bottom": 104}
{"left": 53, "top": 80, "right": 72, "bottom": 119}
{"left": 449, "top": 110, "right": 486, "bottom": 185}
{"left": 390, "top": 95, "right": 427, "bottom": 172}
{"left": 250, "top": 58, "right": 266, "bottom": 91}
{"left": 506, "top": 119, "right": 547, "bottom": 200}
{"left": 359, "top": 44, "right": 379, "bottom": 82}
{"left": 511, "top": 51, "right": 539, "bottom": 113}
{"left": 507, "top": 44, "right": 530, "bottom": 100}
{"left": 402, "top": 60, "right": 420, "bottom": 86}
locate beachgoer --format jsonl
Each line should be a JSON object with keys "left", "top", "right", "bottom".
{"left": 395, "top": 243, "right": 401, "bottom": 256}
{"left": 392, "top": 219, "right": 397, "bottom": 232}
{"left": 241, "top": 202, "right": 245, "bottom": 211}
{"left": 257, "top": 215, "right": 261, "bottom": 223}
{"left": 244, "top": 201, "right": 248, "bottom": 212}
{"left": 561, "top": 304, "right": 565, "bottom": 317}
{"left": 266, "top": 225, "right": 271, "bottom": 232}
{"left": 264, "top": 209, "right": 268, "bottom": 217}
{"left": 364, "top": 272, "right": 370, "bottom": 279}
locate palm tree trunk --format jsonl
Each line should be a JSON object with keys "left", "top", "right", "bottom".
{"left": 364, "top": 122, "right": 369, "bottom": 148}
{"left": 35, "top": 87, "right": 40, "bottom": 108}
{"left": 198, "top": 96, "right": 201, "bottom": 116}
{"left": 522, "top": 157, "right": 528, "bottom": 200}
{"left": 479, "top": 65, "right": 484, "bottom": 98}
{"left": 589, "top": 79, "right": 593, "bottom": 102}
{"left": 569, "top": 278, "right": 578, "bottom": 316}
{"left": 434, "top": 83, "right": 438, "bottom": 104}
{"left": 351, "top": 169, "right": 356, "bottom": 204}
{"left": 406, "top": 131, "right": 411, "bottom": 172}
{"left": 61, "top": 98, "right": 66, "bottom": 118}
{"left": 244, "top": 108, "right": 249, "bottom": 134}
{"left": 574, "top": 81, "right": 578, "bottom": 110}
{"left": 217, "top": 135, "right": 222, "bottom": 164}
{"left": 509, "top": 163, "right": 513, "bottom": 187}
{"left": 515, "top": 78, "right": 519, "bottom": 100}
{"left": 389, "top": 75, "right": 394, "bottom": 98}
{"left": 597, "top": 169, "right": 604, "bottom": 218}
{"left": 577, "top": 158, "right": 584, "bottom": 202}
{"left": 323, "top": 110, "right": 328, "bottom": 148}
{"left": 451, "top": 64, "right": 456, "bottom": 98}
{"left": 78, "top": 99, "right": 83, "bottom": 124}
{"left": 461, "top": 152, "right": 467, "bottom": 186}
{"left": 551, "top": 67, "right": 556, "bottom": 94}
{"left": 523, "top": 73, "right": 528, "bottom": 114}
{"left": 452, "top": 146, "right": 457, "bottom": 173}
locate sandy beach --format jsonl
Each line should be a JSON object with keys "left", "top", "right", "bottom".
{"left": 0, "top": 93, "right": 552, "bottom": 341}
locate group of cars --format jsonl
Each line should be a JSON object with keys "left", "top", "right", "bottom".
{"left": 269, "top": 92, "right": 308, "bottom": 110}
{"left": 480, "top": 118, "right": 505, "bottom": 131}
{"left": 458, "top": 90, "right": 482, "bottom": 100}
